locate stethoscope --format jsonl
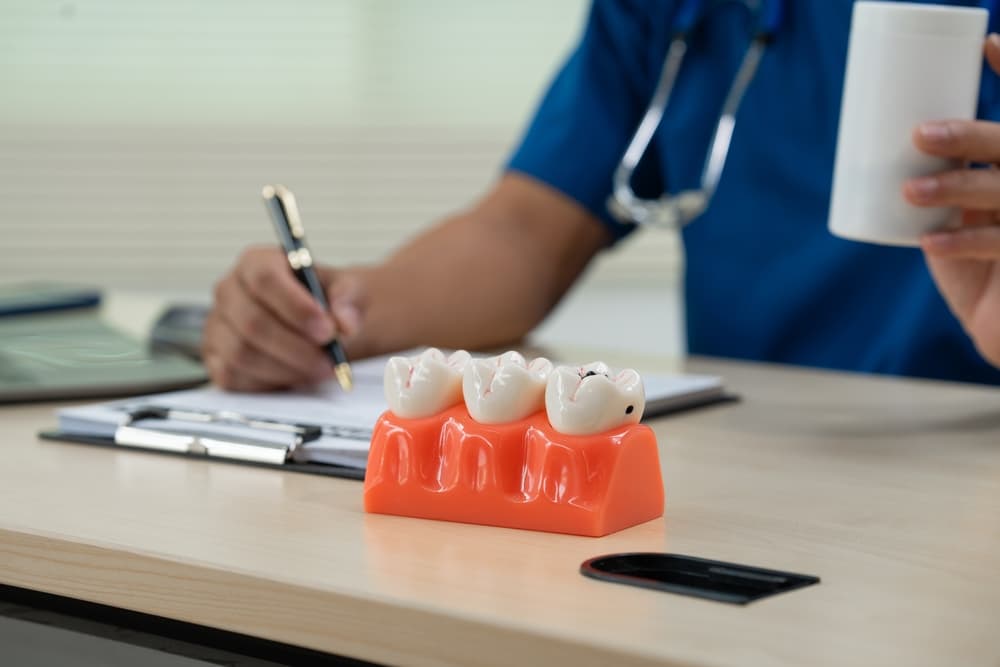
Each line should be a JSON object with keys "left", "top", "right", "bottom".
{"left": 607, "top": 0, "right": 998, "bottom": 230}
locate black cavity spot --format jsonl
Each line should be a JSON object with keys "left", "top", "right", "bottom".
{"left": 584, "top": 370, "right": 599, "bottom": 377}
{"left": 625, "top": 405, "right": 634, "bottom": 415}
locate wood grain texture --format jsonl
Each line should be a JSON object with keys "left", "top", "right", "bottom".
{"left": 1, "top": 357, "right": 999, "bottom": 667}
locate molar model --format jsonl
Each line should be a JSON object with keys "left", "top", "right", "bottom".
{"left": 364, "top": 350, "right": 664, "bottom": 536}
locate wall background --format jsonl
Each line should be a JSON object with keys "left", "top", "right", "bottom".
{"left": 0, "top": 0, "right": 683, "bottom": 355}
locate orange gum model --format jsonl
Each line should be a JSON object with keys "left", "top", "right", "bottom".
{"left": 364, "top": 351, "right": 664, "bottom": 537}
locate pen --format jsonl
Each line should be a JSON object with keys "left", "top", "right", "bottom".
{"left": 261, "top": 184, "right": 353, "bottom": 391}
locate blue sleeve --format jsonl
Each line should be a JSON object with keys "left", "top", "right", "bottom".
{"left": 506, "top": 0, "right": 670, "bottom": 242}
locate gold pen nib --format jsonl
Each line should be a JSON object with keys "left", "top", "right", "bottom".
{"left": 334, "top": 363, "right": 354, "bottom": 392}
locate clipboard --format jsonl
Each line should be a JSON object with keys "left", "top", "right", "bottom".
{"left": 38, "top": 430, "right": 366, "bottom": 480}
{"left": 40, "top": 401, "right": 373, "bottom": 480}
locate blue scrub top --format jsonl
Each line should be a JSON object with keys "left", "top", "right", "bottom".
{"left": 507, "top": 0, "right": 1000, "bottom": 385}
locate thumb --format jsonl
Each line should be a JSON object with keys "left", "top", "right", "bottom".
{"left": 319, "top": 267, "right": 367, "bottom": 338}
{"left": 985, "top": 34, "right": 1000, "bottom": 76}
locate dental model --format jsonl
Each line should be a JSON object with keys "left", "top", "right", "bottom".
{"left": 463, "top": 351, "right": 553, "bottom": 424}
{"left": 365, "top": 350, "right": 664, "bottom": 537}
{"left": 545, "top": 362, "right": 645, "bottom": 436}
{"left": 383, "top": 348, "right": 470, "bottom": 419}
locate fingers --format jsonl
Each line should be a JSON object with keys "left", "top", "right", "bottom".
{"left": 318, "top": 266, "right": 365, "bottom": 338}
{"left": 912, "top": 35, "right": 1000, "bottom": 162}
{"left": 986, "top": 33, "right": 1000, "bottom": 78}
{"left": 212, "top": 274, "right": 333, "bottom": 380}
{"left": 922, "top": 225, "right": 1000, "bottom": 259}
{"left": 203, "top": 244, "right": 348, "bottom": 391}
{"left": 204, "top": 245, "right": 372, "bottom": 391}
{"left": 909, "top": 35, "right": 1000, "bottom": 210}
{"left": 904, "top": 168, "right": 1000, "bottom": 210}
{"left": 912, "top": 120, "right": 1000, "bottom": 163}
{"left": 235, "top": 246, "right": 336, "bottom": 344}
{"left": 202, "top": 312, "right": 321, "bottom": 391}
{"left": 957, "top": 209, "right": 996, "bottom": 227}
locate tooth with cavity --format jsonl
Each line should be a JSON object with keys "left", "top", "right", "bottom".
{"left": 384, "top": 348, "right": 471, "bottom": 419}
{"left": 463, "top": 351, "right": 553, "bottom": 423}
{"left": 545, "top": 362, "right": 645, "bottom": 436}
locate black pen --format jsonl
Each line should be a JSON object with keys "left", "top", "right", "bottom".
{"left": 261, "top": 184, "right": 353, "bottom": 391}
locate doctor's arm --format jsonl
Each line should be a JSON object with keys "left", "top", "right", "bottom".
{"left": 202, "top": 173, "right": 611, "bottom": 391}
{"left": 904, "top": 35, "right": 1000, "bottom": 369}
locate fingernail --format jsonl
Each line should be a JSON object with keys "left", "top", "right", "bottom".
{"left": 918, "top": 122, "right": 951, "bottom": 144}
{"left": 332, "top": 304, "right": 362, "bottom": 337}
{"left": 921, "top": 232, "right": 952, "bottom": 253}
{"left": 924, "top": 230, "right": 953, "bottom": 243}
{"left": 306, "top": 316, "right": 333, "bottom": 344}
{"left": 989, "top": 33, "right": 1000, "bottom": 49}
{"left": 908, "top": 177, "right": 939, "bottom": 201}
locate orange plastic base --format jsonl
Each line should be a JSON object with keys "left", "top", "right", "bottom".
{"left": 363, "top": 405, "right": 664, "bottom": 537}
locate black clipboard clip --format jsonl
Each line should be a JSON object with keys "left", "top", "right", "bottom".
{"left": 114, "top": 406, "right": 324, "bottom": 465}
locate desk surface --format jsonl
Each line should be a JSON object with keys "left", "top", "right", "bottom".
{"left": 1, "top": 356, "right": 999, "bottom": 667}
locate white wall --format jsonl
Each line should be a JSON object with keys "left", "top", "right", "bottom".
{"left": 0, "top": 0, "right": 682, "bottom": 354}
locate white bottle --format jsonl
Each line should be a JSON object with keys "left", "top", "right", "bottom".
{"left": 828, "top": 1, "right": 988, "bottom": 246}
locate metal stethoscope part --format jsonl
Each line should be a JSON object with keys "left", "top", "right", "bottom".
{"left": 607, "top": 0, "right": 784, "bottom": 229}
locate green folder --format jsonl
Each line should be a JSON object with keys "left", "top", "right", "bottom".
{"left": 0, "top": 311, "right": 206, "bottom": 403}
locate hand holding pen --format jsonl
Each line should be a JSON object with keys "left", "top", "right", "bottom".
{"left": 200, "top": 194, "right": 363, "bottom": 392}
{"left": 262, "top": 185, "right": 353, "bottom": 390}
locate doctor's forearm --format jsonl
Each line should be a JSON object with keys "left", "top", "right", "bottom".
{"left": 353, "top": 174, "right": 610, "bottom": 356}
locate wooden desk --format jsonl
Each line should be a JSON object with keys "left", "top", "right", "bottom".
{"left": 1, "top": 358, "right": 998, "bottom": 667}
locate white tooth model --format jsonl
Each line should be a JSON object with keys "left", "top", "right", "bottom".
{"left": 383, "top": 348, "right": 471, "bottom": 419}
{"left": 462, "top": 351, "right": 553, "bottom": 424}
{"left": 545, "top": 362, "right": 645, "bottom": 436}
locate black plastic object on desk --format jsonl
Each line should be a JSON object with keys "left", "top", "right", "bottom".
{"left": 580, "top": 553, "right": 820, "bottom": 605}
